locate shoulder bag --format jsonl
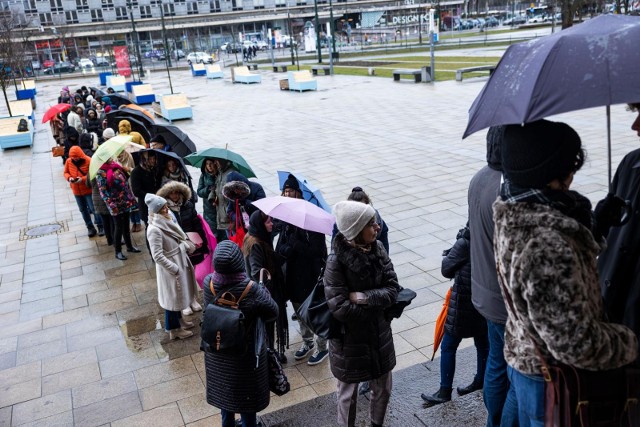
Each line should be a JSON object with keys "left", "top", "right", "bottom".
{"left": 296, "top": 267, "right": 341, "bottom": 339}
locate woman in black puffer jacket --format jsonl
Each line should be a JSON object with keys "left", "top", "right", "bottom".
{"left": 324, "top": 201, "right": 400, "bottom": 427}
{"left": 421, "top": 224, "right": 489, "bottom": 406}
{"left": 202, "top": 241, "right": 278, "bottom": 427}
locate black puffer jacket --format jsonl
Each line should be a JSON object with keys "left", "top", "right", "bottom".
{"left": 202, "top": 274, "right": 278, "bottom": 413}
{"left": 324, "top": 234, "right": 399, "bottom": 383}
{"left": 442, "top": 226, "right": 487, "bottom": 338}
{"left": 130, "top": 165, "right": 161, "bottom": 222}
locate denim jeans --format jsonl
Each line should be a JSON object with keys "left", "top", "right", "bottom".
{"left": 484, "top": 320, "right": 518, "bottom": 427}
{"left": 164, "top": 310, "right": 182, "bottom": 331}
{"left": 74, "top": 194, "right": 102, "bottom": 229}
{"left": 220, "top": 409, "right": 256, "bottom": 427}
{"left": 507, "top": 365, "right": 544, "bottom": 427}
{"left": 130, "top": 209, "right": 141, "bottom": 225}
{"left": 440, "top": 331, "right": 489, "bottom": 389}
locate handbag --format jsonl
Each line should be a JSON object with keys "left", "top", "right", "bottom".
{"left": 497, "top": 265, "right": 640, "bottom": 427}
{"left": 228, "top": 200, "right": 246, "bottom": 249}
{"left": 51, "top": 146, "right": 64, "bottom": 157}
{"left": 267, "top": 348, "right": 290, "bottom": 396}
{"left": 384, "top": 287, "right": 417, "bottom": 320}
{"left": 296, "top": 268, "right": 340, "bottom": 339}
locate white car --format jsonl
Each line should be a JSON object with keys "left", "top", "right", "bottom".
{"left": 78, "top": 58, "right": 94, "bottom": 69}
{"left": 186, "top": 52, "right": 213, "bottom": 64}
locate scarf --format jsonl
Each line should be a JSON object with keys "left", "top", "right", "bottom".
{"left": 100, "top": 161, "right": 125, "bottom": 187}
{"left": 500, "top": 179, "right": 594, "bottom": 230}
{"left": 166, "top": 170, "right": 187, "bottom": 183}
{"left": 211, "top": 272, "right": 248, "bottom": 286}
{"left": 150, "top": 212, "right": 189, "bottom": 242}
{"left": 166, "top": 197, "right": 183, "bottom": 213}
{"left": 71, "top": 158, "right": 86, "bottom": 168}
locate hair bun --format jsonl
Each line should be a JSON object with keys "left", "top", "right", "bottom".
{"left": 351, "top": 186, "right": 363, "bottom": 192}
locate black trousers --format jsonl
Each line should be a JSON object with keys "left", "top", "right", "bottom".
{"left": 113, "top": 212, "right": 132, "bottom": 252}
{"left": 100, "top": 214, "right": 114, "bottom": 245}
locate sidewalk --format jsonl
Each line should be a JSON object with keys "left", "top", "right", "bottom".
{"left": 0, "top": 64, "right": 637, "bottom": 426}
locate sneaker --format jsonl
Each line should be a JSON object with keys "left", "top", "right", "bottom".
{"left": 182, "top": 307, "right": 193, "bottom": 316}
{"left": 87, "top": 227, "right": 97, "bottom": 238}
{"left": 191, "top": 300, "right": 202, "bottom": 312}
{"left": 307, "top": 349, "right": 329, "bottom": 366}
{"left": 97, "top": 227, "right": 105, "bottom": 237}
{"left": 294, "top": 342, "right": 314, "bottom": 360}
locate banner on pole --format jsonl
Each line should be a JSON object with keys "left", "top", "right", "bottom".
{"left": 114, "top": 45, "right": 132, "bottom": 77}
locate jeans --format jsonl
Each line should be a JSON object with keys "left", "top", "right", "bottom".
{"left": 220, "top": 409, "right": 256, "bottom": 427}
{"left": 164, "top": 310, "right": 182, "bottom": 331}
{"left": 292, "top": 302, "right": 327, "bottom": 351}
{"left": 74, "top": 194, "right": 102, "bottom": 229}
{"left": 508, "top": 365, "right": 544, "bottom": 427}
{"left": 130, "top": 209, "right": 141, "bottom": 225}
{"left": 484, "top": 319, "right": 518, "bottom": 427}
{"left": 440, "top": 331, "right": 489, "bottom": 389}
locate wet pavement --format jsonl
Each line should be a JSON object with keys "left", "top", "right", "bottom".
{"left": 0, "top": 53, "right": 638, "bottom": 426}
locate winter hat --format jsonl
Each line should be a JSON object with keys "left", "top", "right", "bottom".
{"left": 502, "top": 120, "right": 582, "bottom": 189}
{"left": 144, "top": 193, "right": 167, "bottom": 214}
{"left": 118, "top": 119, "right": 131, "bottom": 134}
{"left": 213, "top": 241, "right": 245, "bottom": 274}
{"left": 103, "top": 128, "right": 115, "bottom": 140}
{"left": 282, "top": 174, "right": 300, "bottom": 192}
{"left": 333, "top": 200, "right": 376, "bottom": 241}
{"left": 104, "top": 105, "right": 112, "bottom": 113}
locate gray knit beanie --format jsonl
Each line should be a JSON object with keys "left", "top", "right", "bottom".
{"left": 333, "top": 200, "right": 376, "bottom": 241}
{"left": 145, "top": 194, "right": 167, "bottom": 214}
{"left": 213, "top": 241, "right": 245, "bottom": 274}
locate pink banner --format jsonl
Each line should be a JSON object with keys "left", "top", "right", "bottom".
{"left": 113, "top": 45, "right": 131, "bottom": 77}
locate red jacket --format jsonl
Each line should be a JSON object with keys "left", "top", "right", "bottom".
{"left": 64, "top": 146, "right": 92, "bottom": 196}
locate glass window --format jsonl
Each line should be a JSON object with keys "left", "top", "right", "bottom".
{"left": 91, "top": 9, "right": 103, "bottom": 22}
{"left": 162, "top": 3, "right": 175, "bottom": 16}
{"left": 49, "top": 0, "right": 62, "bottom": 12}
{"left": 24, "top": 0, "right": 37, "bottom": 14}
{"left": 187, "top": 2, "right": 198, "bottom": 14}
{"left": 39, "top": 12, "right": 53, "bottom": 25}
{"left": 65, "top": 10, "right": 79, "bottom": 23}
{"left": 115, "top": 6, "right": 128, "bottom": 20}
{"left": 139, "top": 5, "right": 151, "bottom": 18}
{"left": 209, "top": 0, "right": 220, "bottom": 11}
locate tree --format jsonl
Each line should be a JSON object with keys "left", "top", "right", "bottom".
{"left": 0, "top": 10, "right": 21, "bottom": 116}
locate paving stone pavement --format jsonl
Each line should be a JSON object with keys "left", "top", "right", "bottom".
{"left": 0, "top": 59, "right": 638, "bottom": 426}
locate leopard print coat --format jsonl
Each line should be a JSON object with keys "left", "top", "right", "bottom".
{"left": 493, "top": 199, "right": 638, "bottom": 375}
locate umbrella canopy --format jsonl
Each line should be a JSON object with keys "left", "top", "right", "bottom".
{"left": 42, "top": 103, "right": 71, "bottom": 123}
{"left": 151, "top": 123, "right": 197, "bottom": 157}
{"left": 464, "top": 14, "right": 640, "bottom": 139}
{"left": 184, "top": 148, "right": 256, "bottom": 178}
{"left": 103, "top": 93, "right": 132, "bottom": 108}
{"left": 431, "top": 287, "right": 452, "bottom": 361}
{"left": 277, "top": 171, "right": 331, "bottom": 212}
{"left": 89, "top": 135, "right": 133, "bottom": 179}
{"left": 105, "top": 114, "right": 151, "bottom": 144}
{"left": 108, "top": 107, "right": 155, "bottom": 129}
{"left": 124, "top": 104, "right": 155, "bottom": 121}
{"left": 88, "top": 86, "right": 106, "bottom": 97}
{"left": 252, "top": 196, "right": 335, "bottom": 235}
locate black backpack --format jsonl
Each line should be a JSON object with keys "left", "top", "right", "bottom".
{"left": 201, "top": 279, "right": 253, "bottom": 355}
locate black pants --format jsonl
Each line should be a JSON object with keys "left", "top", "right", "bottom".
{"left": 113, "top": 212, "right": 132, "bottom": 252}
{"left": 100, "top": 214, "right": 114, "bottom": 245}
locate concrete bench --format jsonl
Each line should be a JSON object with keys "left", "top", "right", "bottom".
{"left": 129, "top": 83, "right": 155, "bottom": 104}
{"left": 287, "top": 70, "right": 317, "bottom": 92}
{"left": 393, "top": 69, "right": 422, "bottom": 83}
{"left": 272, "top": 64, "right": 288, "bottom": 73}
{"left": 311, "top": 65, "right": 330, "bottom": 76}
{"left": 0, "top": 116, "right": 34, "bottom": 149}
{"left": 106, "top": 75, "right": 126, "bottom": 92}
{"left": 9, "top": 100, "right": 35, "bottom": 126}
{"left": 455, "top": 65, "right": 496, "bottom": 82}
{"left": 153, "top": 93, "right": 193, "bottom": 122}
{"left": 232, "top": 66, "right": 261, "bottom": 84}
{"left": 191, "top": 62, "right": 206, "bottom": 77}
{"left": 205, "top": 64, "right": 224, "bottom": 79}
{"left": 246, "top": 63, "right": 259, "bottom": 71}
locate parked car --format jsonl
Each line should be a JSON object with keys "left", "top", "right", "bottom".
{"left": 255, "top": 40, "right": 268, "bottom": 50}
{"left": 78, "top": 58, "right": 94, "bottom": 69}
{"left": 31, "top": 60, "right": 41, "bottom": 71}
{"left": 221, "top": 43, "right": 242, "bottom": 53}
{"left": 43, "top": 59, "right": 55, "bottom": 68}
{"left": 485, "top": 16, "right": 500, "bottom": 27}
{"left": 186, "top": 51, "right": 213, "bottom": 64}
{"left": 173, "top": 49, "right": 185, "bottom": 59}
{"left": 94, "top": 57, "right": 110, "bottom": 67}
{"left": 43, "top": 61, "right": 76, "bottom": 74}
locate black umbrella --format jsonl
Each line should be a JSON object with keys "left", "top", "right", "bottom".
{"left": 133, "top": 148, "right": 194, "bottom": 190}
{"left": 105, "top": 114, "right": 151, "bottom": 144}
{"left": 150, "top": 123, "right": 197, "bottom": 157}
{"left": 107, "top": 107, "right": 155, "bottom": 130}
{"left": 103, "top": 93, "right": 132, "bottom": 108}
{"left": 88, "top": 86, "right": 106, "bottom": 97}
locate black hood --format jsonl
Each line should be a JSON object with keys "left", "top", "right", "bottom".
{"left": 486, "top": 125, "right": 505, "bottom": 172}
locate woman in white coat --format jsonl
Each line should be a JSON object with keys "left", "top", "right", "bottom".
{"left": 145, "top": 193, "right": 198, "bottom": 340}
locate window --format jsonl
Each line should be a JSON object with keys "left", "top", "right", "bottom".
{"left": 115, "top": 6, "right": 128, "bottom": 20}
{"left": 296, "top": 0, "right": 306, "bottom": 5}
{"left": 39, "top": 12, "right": 52, "bottom": 25}
{"left": 253, "top": 0, "right": 263, "bottom": 9}
{"left": 100, "top": 0, "right": 113, "bottom": 8}
{"left": 75, "top": 0, "right": 88, "bottom": 10}
{"left": 162, "top": 3, "right": 174, "bottom": 16}
{"left": 139, "top": 4, "right": 151, "bottom": 18}
{"left": 209, "top": 0, "right": 220, "bottom": 11}
{"left": 129, "top": 0, "right": 138, "bottom": 5}
{"left": 274, "top": 0, "right": 285, "bottom": 7}
{"left": 65, "top": 10, "right": 78, "bottom": 23}
{"left": 174, "top": 0, "right": 185, "bottom": 4}
{"left": 187, "top": 2, "right": 198, "bottom": 14}
{"left": 231, "top": 0, "right": 241, "bottom": 10}
{"left": 24, "top": 0, "right": 37, "bottom": 14}
{"left": 49, "top": 0, "right": 62, "bottom": 12}
{"left": 90, "top": 8, "right": 103, "bottom": 22}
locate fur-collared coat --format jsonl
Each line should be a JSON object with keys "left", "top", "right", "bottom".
{"left": 324, "top": 234, "right": 400, "bottom": 383}
{"left": 493, "top": 199, "right": 638, "bottom": 375}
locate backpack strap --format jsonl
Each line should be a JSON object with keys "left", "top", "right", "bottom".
{"left": 236, "top": 281, "right": 253, "bottom": 304}
{"left": 209, "top": 277, "right": 217, "bottom": 297}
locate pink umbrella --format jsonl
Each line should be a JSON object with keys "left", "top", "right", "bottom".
{"left": 252, "top": 196, "right": 335, "bottom": 235}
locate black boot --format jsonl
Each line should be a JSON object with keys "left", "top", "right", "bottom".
{"left": 457, "top": 380, "right": 483, "bottom": 396}
{"left": 87, "top": 227, "right": 97, "bottom": 238}
{"left": 421, "top": 387, "right": 452, "bottom": 405}
{"left": 126, "top": 246, "right": 141, "bottom": 253}
{"left": 115, "top": 251, "right": 127, "bottom": 260}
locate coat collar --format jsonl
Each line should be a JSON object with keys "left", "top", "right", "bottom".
{"left": 333, "top": 233, "right": 381, "bottom": 279}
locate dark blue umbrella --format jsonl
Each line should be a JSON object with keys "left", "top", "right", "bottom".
{"left": 277, "top": 171, "right": 331, "bottom": 212}
{"left": 463, "top": 15, "right": 640, "bottom": 186}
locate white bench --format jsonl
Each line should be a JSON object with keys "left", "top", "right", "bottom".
{"left": 206, "top": 64, "right": 224, "bottom": 79}
{"left": 287, "top": 71, "right": 317, "bottom": 92}
{"left": 129, "top": 84, "right": 155, "bottom": 104}
{"left": 153, "top": 93, "right": 193, "bottom": 122}
{"left": 106, "top": 75, "right": 126, "bottom": 92}
{"left": 232, "top": 67, "right": 261, "bottom": 84}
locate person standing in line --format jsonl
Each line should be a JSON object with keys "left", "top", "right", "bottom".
{"left": 64, "top": 146, "right": 103, "bottom": 238}
{"left": 130, "top": 150, "right": 161, "bottom": 229}
{"left": 197, "top": 159, "right": 218, "bottom": 237}
{"left": 66, "top": 105, "right": 84, "bottom": 135}
{"left": 145, "top": 193, "right": 198, "bottom": 340}
{"left": 494, "top": 120, "right": 638, "bottom": 426}
{"left": 467, "top": 126, "right": 519, "bottom": 427}
{"left": 325, "top": 201, "right": 400, "bottom": 427}
{"left": 212, "top": 159, "right": 236, "bottom": 243}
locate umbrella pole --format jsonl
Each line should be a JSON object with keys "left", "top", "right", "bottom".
{"left": 607, "top": 105, "right": 612, "bottom": 192}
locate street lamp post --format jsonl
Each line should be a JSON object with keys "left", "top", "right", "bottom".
{"left": 127, "top": 0, "right": 145, "bottom": 79}
{"left": 329, "top": 0, "right": 336, "bottom": 57}
{"left": 288, "top": 10, "right": 295, "bottom": 65}
{"left": 313, "top": 0, "right": 322, "bottom": 63}
{"left": 160, "top": 5, "right": 174, "bottom": 93}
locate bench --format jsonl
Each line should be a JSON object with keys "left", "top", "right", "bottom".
{"left": 129, "top": 84, "right": 155, "bottom": 104}
{"left": 272, "top": 64, "right": 288, "bottom": 73}
{"left": 392, "top": 69, "right": 422, "bottom": 83}
{"left": 191, "top": 62, "right": 206, "bottom": 77}
{"left": 311, "top": 65, "right": 330, "bottom": 76}
{"left": 455, "top": 65, "right": 496, "bottom": 82}
{"left": 8, "top": 100, "right": 35, "bottom": 126}
{"left": 106, "top": 75, "right": 126, "bottom": 92}
{"left": 153, "top": 93, "right": 193, "bottom": 122}
{"left": 287, "top": 70, "right": 317, "bottom": 92}
{"left": 0, "top": 116, "right": 34, "bottom": 149}
{"left": 19, "top": 80, "right": 36, "bottom": 94}
{"left": 205, "top": 64, "right": 224, "bottom": 79}
{"left": 246, "top": 63, "right": 259, "bottom": 71}
{"left": 232, "top": 66, "right": 261, "bottom": 84}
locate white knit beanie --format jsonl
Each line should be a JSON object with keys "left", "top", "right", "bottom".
{"left": 145, "top": 194, "right": 167, "bottom": 214}
{"left": 333, "top": 200, "right": 376, "bottom": 241}
{"left": 103, "top": 128, "right": 115, "bottom": 140}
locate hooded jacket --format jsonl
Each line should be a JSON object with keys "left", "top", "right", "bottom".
{"left": 493, "top": 199, "right": 638, "bottom": 375}
{"left": 197, "top": 166, "right": 217, "bottom": 231}
{"left": 224, "top": 171, "right": 266, "bottom": 222}
{"left": 118, "top": 119, "right": 146, "bottom": 147}
{"left": 64, "top": 146, "right": 92, "bottom": 196}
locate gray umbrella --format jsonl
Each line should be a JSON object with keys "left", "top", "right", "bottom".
{"left": 463, "top": 15, "right": 640, "bottom": 187}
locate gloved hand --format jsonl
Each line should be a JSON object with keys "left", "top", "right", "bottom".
{"left": 594, "top": 193, "right": 628, "bottom": 239}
